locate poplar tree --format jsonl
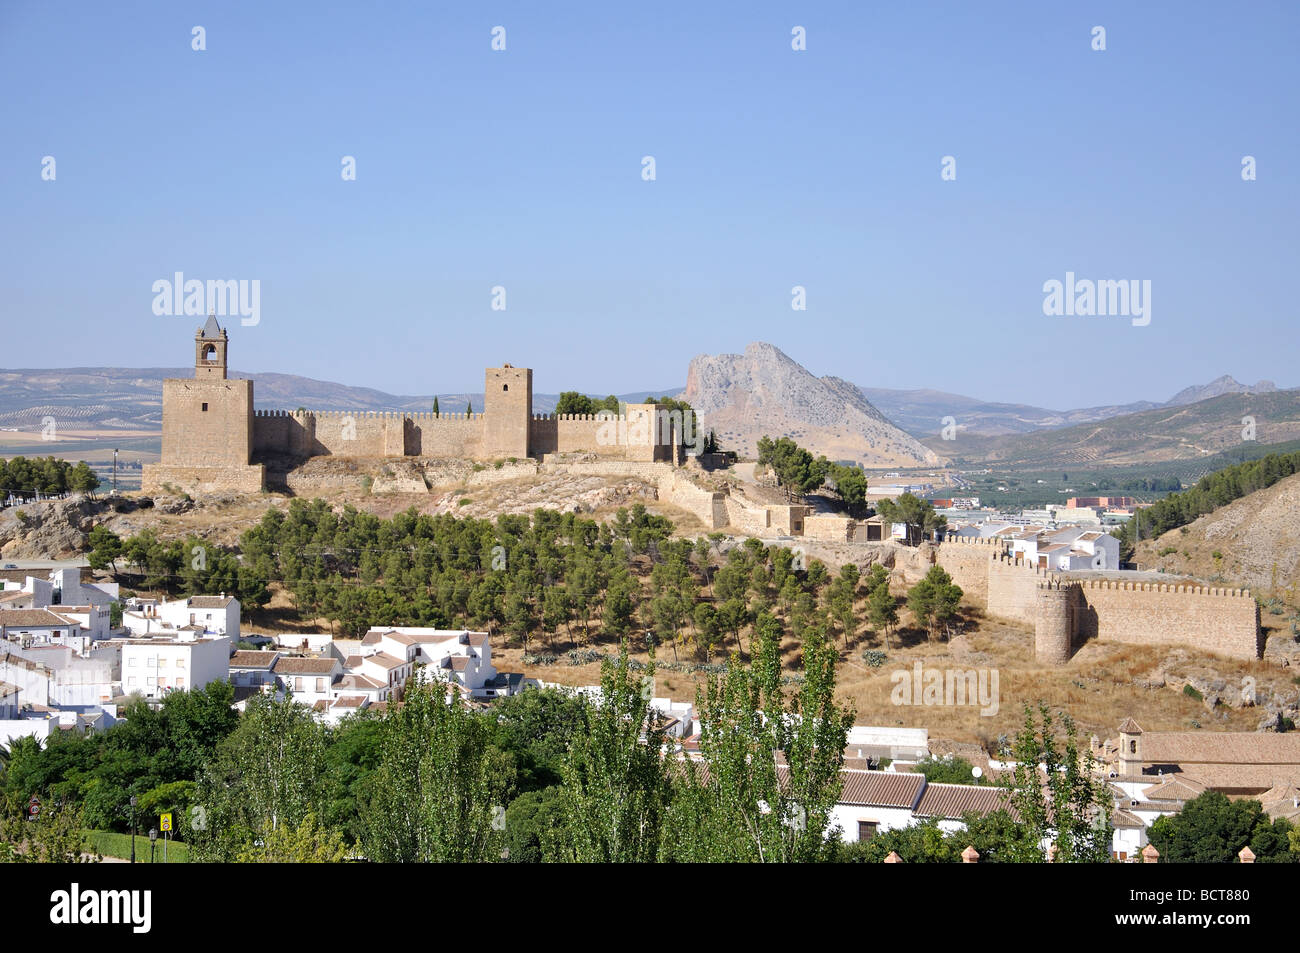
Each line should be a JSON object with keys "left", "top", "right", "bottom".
{"left": 362, "top": 673, "right": 512, "bottom": 862}
{"left": 1001, "top": 703, "right": 1112, "bottom": 863}
{"left": 555, "top": 644, "right": 672, "bottom": 862}
{"left": 666, "top": 612, "right": 855, "bottom": 862}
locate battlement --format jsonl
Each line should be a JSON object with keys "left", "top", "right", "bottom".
{"left": 532, "top": 412, "right": 626, "bottom": 423}
{"left": 940, "top": 536, "right": 1006, "bottom": 547}
{"left": 1071, "top": 578, "right": 1252, "bottom": 599}
{"left": 992, "top": 551, "right": 1059, "bottom": 577}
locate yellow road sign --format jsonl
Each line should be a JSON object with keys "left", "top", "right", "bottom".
{"left": 160, "top": 812, "right": 172, "bottom": 832}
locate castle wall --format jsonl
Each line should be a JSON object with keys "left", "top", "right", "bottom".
{"left": 404, "top": 413, "right": 484, "bottom": 459}
{"left": 657, "top": 471, "right": 726, "bottom": 528}
{"left": 142, "top": 463, "right": 265, "bottom": 495}
{"left": 933, "top": 538, "right": 1003, "bottom": 608}
{"left": 253, "top": 411, "right": 486, "bottom": 461}
{"left": 987, "top": 553, "right": 1058, "bottom": 626}
{"left": 803, "top": 515, "right": 854, "bottom": 542}
{"left": 1073, "top": 580, "right": 1262, "bottom": 660}
{"left": 723, "top": 496, "right": 771, "bottom": 536}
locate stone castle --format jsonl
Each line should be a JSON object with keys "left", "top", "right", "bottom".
{"left": 142, "top": 318, "right": 684, "bottom": 494}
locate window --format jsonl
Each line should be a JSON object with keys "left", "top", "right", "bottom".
{"left": 158, "top": 658, "right": 168, "bottom": 667}
{"left": 177, "top": 658, "right": 185, "bottom": 668}
{"left": 201, "top": 402, "right": 208, "bottom": 411}
{"left": 175, "top": 678, "right": 185, "bottom": 688}
{"left": 858, "top": 821, "right": 878, "bottom": 842}
{"left": 503, "top": 384, "right": 508, "bottom": 391}
{"left": 128, "top": 676, "right": 137, "bottom": 687}
{"left": 294, "top": 677, "right": 303, "bottom": 692}
{"left": 147, "top": 677, "right": 155, "bottom": 686}
{"left": 128, "top": 658, "right": 137, "bottom": 667}
{"left": 316, "top": 678, "right": 325, "bottom": 692}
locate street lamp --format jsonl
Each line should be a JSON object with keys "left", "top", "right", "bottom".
{"left": 149, "top": 828, "right": 158, "bottom": 864}
{"left": 129, "top": 796, "right": 137, "bottom": 863}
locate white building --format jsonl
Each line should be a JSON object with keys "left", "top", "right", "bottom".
{"left": 229, "top": 650, "right": 281, "bottom": 691}
{"left": 273, "top": 656, "right": 342, "bottom": 708}
{"left": 0, "top": 609, "right": 89, "bottom": 654}
{"left": 123, "top": 594, "right": 240, "bottom": 642}
{"left": 357, "top": 627, "right": 515, "bottom": 700}
{"left": 118, "top": 634, "right": 232, "bottom": 700}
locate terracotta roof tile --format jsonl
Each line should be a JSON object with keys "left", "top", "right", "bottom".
{"left": 836, "top": 770, "right": 925, "bottom": 809}
{"left": 913, "top": 783, "right": 1010, "bottom": 820}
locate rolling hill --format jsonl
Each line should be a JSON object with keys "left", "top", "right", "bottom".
{"left": 925, "top": 391, "right": 1300, "bottom": 470}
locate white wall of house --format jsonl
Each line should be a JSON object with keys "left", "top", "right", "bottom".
{"left": 828, "top": 804, "right": 917, "bottom": 843}
{"left": 123, "top": 597, "right": 240, "bottom": 641}
{"left": 120, "top": 636, "right": 231, "bottom": 699}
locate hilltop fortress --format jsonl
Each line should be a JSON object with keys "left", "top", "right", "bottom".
{"left": 142, "top": 318, "right": 684, "bottom": 494}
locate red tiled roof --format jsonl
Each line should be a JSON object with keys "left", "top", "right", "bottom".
{"left": 836, "top": 770, "right": 926, "bottom": 809}
{"left": 0, "top": 609, "right": 78, "bottom": 627}
{"left": 187, "top": 596, "right": 234, "bottom": 608}
{"left": 274, "top": 657, "right": 338, "bottom": 675}
{"left": 229, "top": 650, "right": 279, "bottom": 669}
{"left": 913, "top": 783, "right": 1010, "bottom": 820}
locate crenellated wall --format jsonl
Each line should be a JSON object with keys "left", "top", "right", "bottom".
{"left": 932, "top": 539, "right": 1262, "bottom": 664}
{"left": 1071, "top": 578, "right": 1262, "bottom": 660}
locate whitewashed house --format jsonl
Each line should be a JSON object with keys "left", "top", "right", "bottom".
{"left": 229, "top": 650, "right": 281, "bottom": 691}
{"left": 273, "top": 656, "right": 342, "bottom": 708}
{"left": 123, "top": 594, "right": 240, "bottom": 641}
{"left": 0, "top": 609, "right": 89, "bottom": 654}
{"left": 118, "top": 634, "right": 231, "bottom": 700}
{"left": 357, "top": 626, "right": 513, "bottom": 699}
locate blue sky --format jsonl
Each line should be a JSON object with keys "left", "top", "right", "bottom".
{"left": 1, "top": 1, "right": 1296, "bottom": 408}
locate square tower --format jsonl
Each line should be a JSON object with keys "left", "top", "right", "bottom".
{"left": 482, "top": 364, "right": 532, "bottom": 458}
{"left": 161, "top": 316, "right": 254, "bottom": 467}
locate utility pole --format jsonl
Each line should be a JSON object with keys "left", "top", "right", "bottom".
{"left": 112, "top": 449, "right": 119, "bottom": 494}
{"left": 129, "top": 795, "right": 137, "bottom": 863}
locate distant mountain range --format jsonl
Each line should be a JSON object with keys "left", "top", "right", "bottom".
{"left": 859, "top": 375, "right": 1286, "bottom": 439}
{"left": 0, "top": 360, "right": 1293, "bottom": 473}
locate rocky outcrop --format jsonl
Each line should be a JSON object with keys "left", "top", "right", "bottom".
{"left": 680, "top": 342, "right": 941, "bottom": 467}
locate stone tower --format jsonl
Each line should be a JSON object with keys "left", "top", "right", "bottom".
{"left": 1034, "top": 580, "right": 1076, "bottom": 665}
{"left": 482, "top": 364, "right": 532, "bottom": 458}
{"left": 1118, "top": 718, "right": 1143, "bottom": 775}
{"left": 143, "top": 317, "right": 264, "bottom": 494}
{"left": 195, "top": 314, "right": 228, "bottom": 379}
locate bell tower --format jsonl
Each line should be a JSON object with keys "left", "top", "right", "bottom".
{"left": 195, "top": 312, "right": 228, "bottom": 379}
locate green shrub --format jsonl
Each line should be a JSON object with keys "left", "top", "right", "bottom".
{"left": 860, "top": 649, "right": 888, "bottom": 668}
{"left": 1183, "top": 684, "right": 1203, "bottom": 701}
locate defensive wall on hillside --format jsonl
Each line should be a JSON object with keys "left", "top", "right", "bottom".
{"left": 928, "top": 537, "right": 1261, "bottom": 664}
